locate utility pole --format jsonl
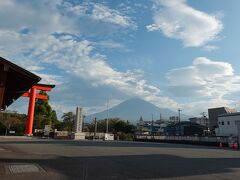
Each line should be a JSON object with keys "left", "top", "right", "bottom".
{"left": 178, "top": 109, "right": 182, "bottom": 123}
{"left": 94, "top": 117, "right": 97, "bottom": 138}
{"left": 151, "top": 113, "right": 154, "bottom": 136}
{"left": 160, "top": 113, "right": 162, "bottom": 121}
{"left": 201, "top": 112, "right": 207, "bottom": 129}
{"left": 106, "top": 97, "right": 109, "bottom": 133}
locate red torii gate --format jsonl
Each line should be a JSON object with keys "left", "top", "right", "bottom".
{"left": 22, "top": 84, "right": 55, "bottom": 135}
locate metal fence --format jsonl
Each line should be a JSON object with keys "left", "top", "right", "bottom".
{"left": 135, "top": 135, "right": 238, "bottom": 144}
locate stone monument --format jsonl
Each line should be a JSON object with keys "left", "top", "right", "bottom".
{"left": 72, "top": 107, "right": 85, "bottom": 140}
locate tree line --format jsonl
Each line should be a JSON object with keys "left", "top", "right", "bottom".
{"left": 58, "top": 112, "right": 136, "bottom": 140}
{"left": 0, "top": 91, "right": 136, "bottom": 140}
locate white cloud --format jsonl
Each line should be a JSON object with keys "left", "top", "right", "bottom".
{"left": 147, "top": 0, "right": 223, "bottom": 47}
{"left": 166, "top": 57, "right": 240, "bottom": 98}
{"left": 1, "top": 0, "right": 235, "bottom": 118}
{"left": 35, "top": 73, "right": 63, "bottom": 86}
{"left": 63, "top": 2, "right": 136, "bottom": 29}
{"left": 6, "top": 0, "right": 235, "bottom": 117}
{"left": 0, "top": 24, "right": 177, "bottom": 115}
{"left": 62, "top": 1, "right": 88, "bottom": 16}
{"left": 165, "top": 57, "right": 240, "bottom": 115}
{"left": 203, "top": 45, "right": 219, "bottom": 52}
{"left": 146, "top": 24, "right": 161, "bottom": 32}
{"left": 0, "top": 0, "right": 136, "bottom": 40}
{"left": 27, "top": 34, "right": 175, "bottom": 109}
{"left": 0, "top": 0, "right": 75, "bottom": 34}
{"left": 181, "top": 98, "right": 234, "bottom": 116}
{"left": 92, "top": 3, "right": 135, "bottom": 28}
{"left": 96, "top": 40, "right": 126, "bottom": 49}
{"left": 0, "top": 0, "right": 178, "bottom": 117}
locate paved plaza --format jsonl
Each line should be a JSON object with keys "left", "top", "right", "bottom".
{"left": 0, "top": 137, "right": 240, "bottom": 179}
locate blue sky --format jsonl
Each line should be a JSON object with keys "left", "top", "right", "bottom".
{"left": 1, "top": 0, "right": 240, "bottom": 117}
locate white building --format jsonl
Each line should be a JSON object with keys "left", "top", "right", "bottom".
{"left": 216, "top": 113, "right": 240, "bottom": 136}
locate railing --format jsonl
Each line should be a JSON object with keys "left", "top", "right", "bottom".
{"left": 135, "top": 135, "right": 237, "bottom": 144}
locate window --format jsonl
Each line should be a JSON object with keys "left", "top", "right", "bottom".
{"left": 222, "top": 122, "right": 224, "bottom": 125}
{"left": 227, "top": 121, "right": 230, "bottom": 125}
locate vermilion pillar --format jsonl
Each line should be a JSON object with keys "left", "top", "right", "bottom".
{"left": 24, "top": 87, "right": 36, "bottom": 135}
{"left": 22, "top": 84, "right": 54, "bottom": 136}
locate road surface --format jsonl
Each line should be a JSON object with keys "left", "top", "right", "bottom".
{"left": 0, "top": 137, "right": 240, "bottom": 179}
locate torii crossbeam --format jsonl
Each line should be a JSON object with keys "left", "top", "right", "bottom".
{"left": 22, "top": 84, "right": 55, "bottom": 135}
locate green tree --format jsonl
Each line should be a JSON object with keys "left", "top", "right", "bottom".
{"left": 0, "top": 112, "right": 25, "bottom": 135}
{"left": 51, "top": 110, "right": 58, "bottom": 126}
{"left": 86, "top": 118, "right": 136, "bottom": 140}
{"left": 34, "top": 91, "right": 58, "bottom": 129}
{"left": 61, "top": 112, "right": 75, "bottom": 131}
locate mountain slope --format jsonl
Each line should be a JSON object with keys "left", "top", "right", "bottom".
{"left": 85, "top": 98, "right": 186, "bottom": 123}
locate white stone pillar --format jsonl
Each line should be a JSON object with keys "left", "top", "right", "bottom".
{"left": 72, "top": 107, "right": 85, "bottom": 140}
{"left": 74, "top": 107, "right": 83, "bottom": 133}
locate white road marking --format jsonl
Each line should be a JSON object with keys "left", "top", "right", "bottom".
{"left": 7, "top": 164, "right": 45, "bottom": 174}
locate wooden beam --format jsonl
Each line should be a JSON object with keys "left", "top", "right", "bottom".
{"left": 35, "top": 94, "right": 48, "bottom": 100}
{"left": 22, "top": 92, "right": 48, "bottom": 100}
{"left": 33, "top": 85, "right": 53, "bottom": 91}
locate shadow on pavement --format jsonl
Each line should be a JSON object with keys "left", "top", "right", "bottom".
{"left": 0, "top": 139, "right": 222, "bottom": 150}
{"left": 1, "top": 154, "right": 240, "bottom": 179}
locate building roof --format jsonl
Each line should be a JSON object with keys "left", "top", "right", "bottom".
{"left": 208, "top": 107, "right": 236, "bottom": 113}
{"left": 166, "top": 121, "right": 204, "bottom": 127}
{"left": 218, "top": 112, "right": 240, "bottom": 117}
{"left": 208, "top": 107, "right": 226, "bottom": 110}
{"left": 0, "top": 57, "right": 41, "bottom": 110}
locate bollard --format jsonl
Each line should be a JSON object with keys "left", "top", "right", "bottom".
{"left": 219, "top": 142, "right": 223, "bottom": 148}
{"left": 233, "top": 143, "right": 238, "bottom": 149}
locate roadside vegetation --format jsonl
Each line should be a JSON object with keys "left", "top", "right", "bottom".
{"left": 87, "top": 118, "right": 136, "bottom": 141}
{"left": 0, "top": 91, "right": 136, "bottom": 140}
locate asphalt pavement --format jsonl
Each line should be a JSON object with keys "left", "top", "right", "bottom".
{"left": 0, "top": 137, "right": 240, "bottom": 180}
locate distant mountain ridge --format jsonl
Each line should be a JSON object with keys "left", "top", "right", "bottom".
{"left": 85, "top": 98, "right": 190, "bottom": 123}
